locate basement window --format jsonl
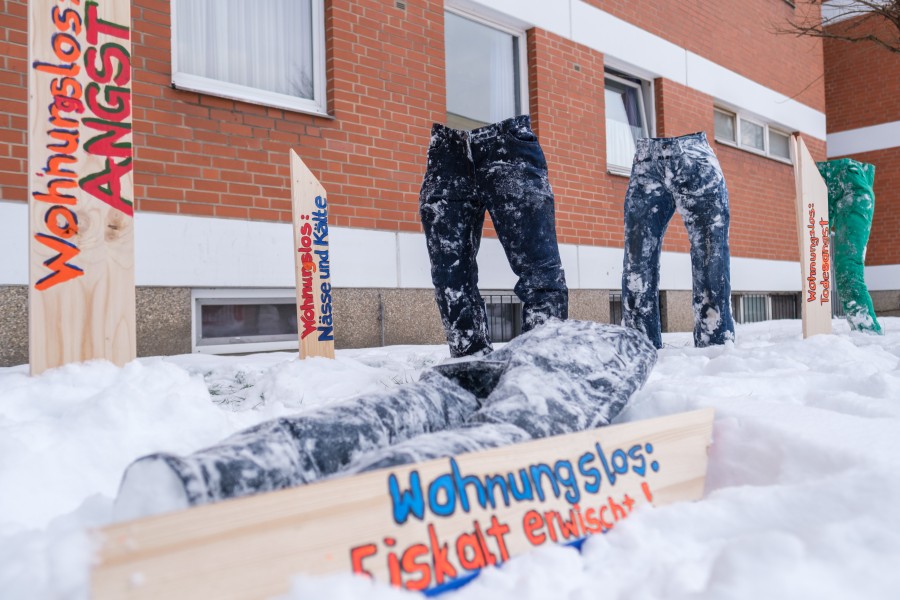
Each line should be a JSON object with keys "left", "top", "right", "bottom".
{"left": 193, "top": 289, "right": 299, "bottom": 354}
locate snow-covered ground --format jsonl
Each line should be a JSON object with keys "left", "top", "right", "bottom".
{"left": 2, "top": 318, "right": 900, "bottom": 599}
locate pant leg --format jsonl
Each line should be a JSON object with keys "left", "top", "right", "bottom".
{"left": 114, "top": 370, "right": 481, "bottom": 518}
{"left": 474, "top": 117, "right": 568, "bottom": 332}
{"left": 674, "top": 140, "right": 735, "bottom": 347}
{"left": 419, "top": 127, "right": 492, "bottom": 357}
{"left": 817, "top": 160, "right": 882, "bottom": 334}
{"left": 622, "top": 157, "right": 676, "bottom": 349}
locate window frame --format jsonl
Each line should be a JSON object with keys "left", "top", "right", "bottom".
{"left": 604, "top": 69, "right": 654, "bottom": 176}
{"left": 171, "top": 0, "right": 329, "bottom": 117}
{"left": 443, "top": 6, "right": 530, "bottom": 129}
{"left": 714, "top": 107, "right": 793, "bottom": 164}
{"left": 192, "top": 288, "right": 301, "bottom": 354}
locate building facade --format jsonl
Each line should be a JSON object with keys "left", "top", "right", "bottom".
{"left": 1, "top": 0, "right": 892, "bottom": 366}
{"left": 822, "top": 4, "right": 900, "bottom": 317}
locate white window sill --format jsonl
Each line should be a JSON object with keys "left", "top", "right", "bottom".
{"left": 173, "top": 72, "right": 332, "bottom": 119}
{"left": 607, "top": 165, "right": 632, "bottom": 178}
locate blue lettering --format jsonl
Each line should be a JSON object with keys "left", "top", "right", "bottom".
{"left": 577, "top": 452, "right": 602, "bottom": 493}
{"left": 388, "top": 471, "right": 424, "bottom": 524}
{"left": 450, "top": 458, "right": 487, "bottom": 512}
{"left": 428, "top": 474, "right": 457, "bottom": 517}
{"left": 553, "top": 460, "right": 580, "bottom": 504}
{"left": 529, "top": 463, "right": 559, "bottom": 502}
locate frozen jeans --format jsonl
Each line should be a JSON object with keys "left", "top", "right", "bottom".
{"left": 113, "top": 320, "right": 657, "bottom": 518}
{"left": 816, "top": 159, "right": 882, "bottom": 334}
{"left": 419, "top": 115, "right": 568, "bottom": 358}
{"left": 621, "top": 132, "right": 735, "bottom": 348}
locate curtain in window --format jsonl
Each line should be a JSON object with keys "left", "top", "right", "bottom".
{"left": 605, "top": 82, "right": 645, "bottom": 169}
{"left": 445, "top": 12, "right": 518, "bottom": 128}
{"left": 176, "top": 0, "right": 314, "bottom": 99}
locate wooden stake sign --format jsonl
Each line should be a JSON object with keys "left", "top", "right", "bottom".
{"left": 792, "top": 134, "right": 832, "bottom": 338}
{"left": 290, "top": 150, "right": 335, "bottom": 359}
{"left": 92, "top": 408, "right": 714, "bottom": 599}
{"left": 27, "top": 0, "right": 136, "bottom": 375}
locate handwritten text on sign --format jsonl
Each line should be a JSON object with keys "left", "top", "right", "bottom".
{"left": 351, "top": 440, "right": 661, "bottom": 590}
{"left": 804, "top": 203, "right": 831, "bottom": 305}
{"left": 31, "top": 0, "right": 133, "bottom": 291}
{"left": 297, "top": 195, "right": 334, "bottom": 343}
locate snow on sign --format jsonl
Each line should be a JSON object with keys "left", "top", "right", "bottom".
{"left": 792, "top": 134, "right": 832, "bottom": 338}
{"left": 27, "top": 0, "right": 136, "bottom": 375}
{"left": 92, "top": 408, "right": 714, "bottom": 599}
{"left": 291, "top": 150, "right": 335, "bottom": 359}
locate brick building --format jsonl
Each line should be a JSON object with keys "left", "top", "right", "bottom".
{"left": 0, "top": 0, "right": 894, "bottom": 365}
{"left": 822, "top": 3, "right": 900, "bottom": 313}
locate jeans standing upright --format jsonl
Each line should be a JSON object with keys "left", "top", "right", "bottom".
{"left": 419, "top": 115, "right": 568, "bottom": 357}
{"left": 621, "top": 132, "right": 735, "bottom": 348}
{"left": 816, "top": 158, "right": 882, "bottom": 334}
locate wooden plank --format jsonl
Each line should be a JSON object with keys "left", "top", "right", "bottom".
{"left": 28, "top": 0, "right": 136, "bottom": 375}
{"left": 792, "top": 134, "right": 832, "bottom": 338}
{"left": 290, "top": 150, "right": 335, "bottom": 359}
{"left": 92, "top": 408, "right": 714, "bottom": 599}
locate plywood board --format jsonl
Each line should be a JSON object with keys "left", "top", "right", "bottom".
{"left": 792, "top": 134, "right": 832, "bottom": 338}
{"left": 92, "top": 408, "right": 714, "bottom": 599}
{"left": 28, "top": 0, "right": 136, "bottom": 374}
{"left": 290, "top": 150, "right": 335, "bottom": 359}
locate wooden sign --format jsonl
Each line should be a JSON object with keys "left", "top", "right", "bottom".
{"left": 290, "top": 150, "right": 335, "bottom": 359}
{"left": 28, "top": 0, "right": 136, "bottom": 375}
{"left": 792, "top": 134, "right": 832, "bottom": 338}
{"left": 92, "top": 408, "right": 714, "bottom": 599}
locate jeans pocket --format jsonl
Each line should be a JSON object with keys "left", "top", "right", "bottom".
{"left": 506, "top": 124, "right": 539, "bottom": 144}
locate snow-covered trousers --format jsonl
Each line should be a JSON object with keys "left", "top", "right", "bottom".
{"left": 621, "top": 132, "right": 735, "bottom": 348}
{"left": 815, "top": 159, "right": 882, "bottom": 335}
{"left": 419, "top": 115, "right": 568, "bottom": 358}
{"left": 114, "top": 320, "right": 656, "bottom": 519}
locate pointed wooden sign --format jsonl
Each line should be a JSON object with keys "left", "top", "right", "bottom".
{"left": 28, "top": 0, "right": 136, "bottom": 375}
{"left": 290, "top": 150, "right": 335, "bottom": 359}
{"left": 792, "top": 134, "right": 832, "bottom": 338}
{"left": 91, "top": 408, "right": 714, "bottom": 599}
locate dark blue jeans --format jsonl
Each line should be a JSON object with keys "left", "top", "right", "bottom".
{"left": 419, "top": 115, "right": 568, "bottom": 357}
{"left": 621, "top": 132, "right": 735, "bottom": 348}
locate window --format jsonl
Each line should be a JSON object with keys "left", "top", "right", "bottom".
{"left": 732, "top": 293, "right": 800, "bottom": 324}
{"left": 193, "top": 289, "right": 301, "bottom": 354}
{"left": 483, "top": 293, "right": 523, "bottom": 343}
{"left": 714, "top": 108, "right": 792, "bottom": 163}
{"left": 172, "top": 0, "right": 327, "bottom": 116}
{"left": 605, "top": 71, "right": 651, "bottom": 174}
{"left": 445, "top": 11, "right": 527, "bottom": 130}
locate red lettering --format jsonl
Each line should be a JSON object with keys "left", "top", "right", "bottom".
{"left": 85, "top": 0, "right": 130, "bottom": 44}
{"left": 349, "top": 544, "right": 377, "bottom": 577}
{"left": 78, "top": 157, "right": 133, "bottom": 216}
{"left": 52, "top": 6, "right": 83, "bottom": 34}
{"left": 45, "top": 206, "right": 78, "bottom": 238}
{"left": 82, "top": 118, "right": 131, "bottom": 158}
{"left": 427, "top": 524, "right": 457, "bottom": 584}
{"left": 485, "top": 516, "right": 511, "bottom": 561}
{"left": 85, "top": 83, "right": 130, "bottom": 121}
{"left": 523, "top": 510, "right": 546, "bottom": 546}
{"left": 84, "top": 43, "right": 130, "bottom": 85}
{"left": 400, "top": 544, "right": 431, "bottom": 591}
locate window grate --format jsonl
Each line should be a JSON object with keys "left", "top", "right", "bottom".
{"left": 483, "top": 294, "right": 522, "bottom": 343}
{"left": 733, "top": 293, "right": 800, "bottom": 324}
{"left": 609, "top": 292, "right": 623, "bottom": 325}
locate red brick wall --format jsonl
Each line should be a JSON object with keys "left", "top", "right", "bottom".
{"left": 652, "top": 78, "right": 827, "bottom": 263}
{"left": 824, "top": 13, "right": 900, "bottom": 132}
{"left": 0, "top": 1, "right": 827, "bottom": 266}
{"left": 132, "top": 0, "right": 444, "bottom": 230}
{"left": 0, "top": 0, "right": 26, "bottom": 203}
{"left": 528, "top": 29, "right": 622, "bottom": 248}
{"left": 583, "top": 0, "right": 825, "bottom": 112}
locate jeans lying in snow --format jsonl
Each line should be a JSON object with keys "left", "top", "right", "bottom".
{"left": 816, "top": 158, "right": 883, "bottom": 335}
{"left": 621, "top": 132, "right": 735, "bottom": 348}
{"left": 114, "top": 320, "right": 656, "bottom": 519}
{"left": 419, "top": 115, "right": 568, "bottom": 358}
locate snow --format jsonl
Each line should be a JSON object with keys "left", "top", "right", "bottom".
{"left": 3, "top": 318, "right": 900, "bottom": 599}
